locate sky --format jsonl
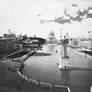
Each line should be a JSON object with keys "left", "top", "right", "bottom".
{"left": 0, "top": 0, "right": 92, "bottom": 39}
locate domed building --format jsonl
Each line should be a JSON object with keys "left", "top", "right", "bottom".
{"left": 47, "top": 31, "right": 57, "bottom": 44}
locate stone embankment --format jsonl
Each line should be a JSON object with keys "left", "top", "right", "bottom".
{"left": 17, "top": 69, "right": 70, "bottom": 92}
{"left": 19, "top": 49, "right": 37, "bottom": 63}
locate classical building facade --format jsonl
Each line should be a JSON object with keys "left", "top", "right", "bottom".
{"left": 47, "top": 31, "right": 57, "bottom": 44}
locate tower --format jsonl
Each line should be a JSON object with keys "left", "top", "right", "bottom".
{"left": 60, "top": 29, "right": 62, "bottom": 43}
{"left": 59, "top": 33, "right": 71, "bottom": 70}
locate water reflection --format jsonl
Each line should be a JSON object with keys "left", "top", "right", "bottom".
{"left": 60, "top": 70, "right": 71, "bottom": 86}
{"left": 48, "top": 44, "right": 55, "bottom": 52}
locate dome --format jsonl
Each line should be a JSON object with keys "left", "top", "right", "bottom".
{"left": 49, "top": 31, "right": 55, "bottom": 36}
{"left": 47, "top": 31, "right": 57, "bottom": 44}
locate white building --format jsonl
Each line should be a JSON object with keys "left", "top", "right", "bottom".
{"left": 47, "top": 31, "right": 57, "bottom": 44}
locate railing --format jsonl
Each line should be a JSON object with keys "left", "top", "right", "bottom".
{"left": 17, "top": 69, "right": 71, "bottom": 92}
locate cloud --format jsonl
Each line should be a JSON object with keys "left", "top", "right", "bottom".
{"left": 0, "top": 0, "right": 92, "bottom": 39}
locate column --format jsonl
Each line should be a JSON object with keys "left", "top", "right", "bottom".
{"left": 59, "top": 39, "right": 71, "bottom": 70}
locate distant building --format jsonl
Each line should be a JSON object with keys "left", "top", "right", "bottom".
{"left": 47, "top": 31, "right": 57, "bottom": 44}
{"left": 3, "top": 29, "right": 16, "bottom": 40}
{"left": 69, "top": 38, "right": 79, "bottom": 48}
{"left": 23, "top": 37, "right": 46, "bottom": 50}
{"left": 88, "top": 31, "right": 92, "bottom": 50}
{"left": 0, "top": 39, "right": 19, "bottom": 55}
{"left": 0, "top": 30, "right": 20, "bottom": 55}
{"left": 79, "top": 40, "right": 89, "bottom": 49}
{"left": 70, "top": 36, "right": 92, "bottom": 51}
